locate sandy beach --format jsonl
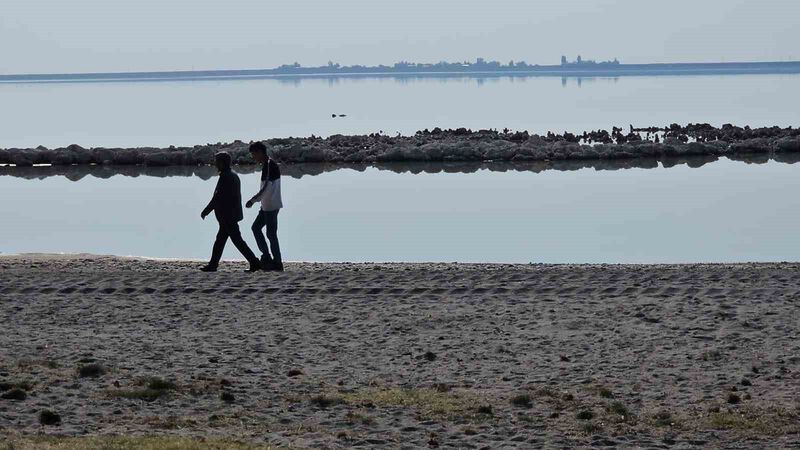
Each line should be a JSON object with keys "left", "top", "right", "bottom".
{"left": 1, "top": 254, "right": 799, "bottom": 449}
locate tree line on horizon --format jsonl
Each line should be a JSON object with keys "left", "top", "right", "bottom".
{"left": 273, "top": 56, "right": 621, "bottom": 74}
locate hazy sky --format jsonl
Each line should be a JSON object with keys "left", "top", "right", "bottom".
{"left": 2, "top": 0, "right": 799, "bottom": 74}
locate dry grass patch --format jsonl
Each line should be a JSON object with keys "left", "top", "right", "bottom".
{"left": 0, "top": 380, "right": 34, "bottom": 392}
{"left": 702, "top": 404, "right": 800, "bottom": 436}
{"left": 15, "top": 358, "right": 60, "bottom": 370}
{"left": 345, "top": 410, "right": 375, "bottom": 425}
{"left": 106, "top": 376, "right": 184, "bottom": 401}
{"left": 108, "top": 388, "right": 169, "bottom": 401}
{"left": 141, "top": 415, "right": 200, "bottom": 430}
{"left": 330, "top": 387, "right": 487, "bottom": 420}
{"left": 0, "top": 436, "right": 289, "bottom": 450}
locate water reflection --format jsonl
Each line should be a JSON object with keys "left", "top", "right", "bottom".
{"left": 3, "top": 156, "right": 800, "bottom": 263}
{"left": 2, "top": 154, "right": 799, "bottom": 182}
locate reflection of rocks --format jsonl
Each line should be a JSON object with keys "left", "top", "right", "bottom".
{"left": 1, "top": 155, "right": 797, "bottom": 182}
{"left": 2, "top": 124, "right": 799, "bottom": 168}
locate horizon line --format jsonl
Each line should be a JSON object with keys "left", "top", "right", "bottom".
{"left": 3, "top": 58, "right": 800, "bottom": 79}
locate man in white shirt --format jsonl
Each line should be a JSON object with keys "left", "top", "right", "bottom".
{"left": 245, "top": 142, "right": 283, "bottom": 271}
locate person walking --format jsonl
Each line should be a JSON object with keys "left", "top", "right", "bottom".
{"left": 200, "top": 152, "right": 261, "bottom": 272}
{"left": 245, "top": 142, "right": 283, "bottom": 271}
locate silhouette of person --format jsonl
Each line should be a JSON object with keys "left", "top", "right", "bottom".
{"left": 200, "top": 152, "right": 261, "bottom": 272}
{"left": 245, "top": 142, "right": 283, "bottom": 271}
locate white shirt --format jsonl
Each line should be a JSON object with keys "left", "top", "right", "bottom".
{"left": 260, "top": 177, "right": 282, "bottom": 211}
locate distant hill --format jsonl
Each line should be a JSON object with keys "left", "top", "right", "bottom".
{"left": 2, "top": 57, "right": 800, "bottom": 83}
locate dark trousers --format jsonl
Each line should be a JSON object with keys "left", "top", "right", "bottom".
{"left": 209, "top": 220, "right": 260, "bottom": 268}
{"left": 252, "top": 209, "right": 281, "bottom": 264}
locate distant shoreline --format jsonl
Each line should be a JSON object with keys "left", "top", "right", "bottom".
{"left": 2, "top": 60, "right": 800, "bottom": 84}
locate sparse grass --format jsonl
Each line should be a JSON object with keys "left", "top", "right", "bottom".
{"left": 653, "top": 410, "right": 674, "bottom": 427}
{"left": 335, "top": 388, "right": 484, "bottom": 419}
{"left": 0, "top": 436, "right": 290, "bottom": 450}
{"left": 476, "top": 405, "right": 494, "bottom": 415}
{"left": 15, "top": 358, "right": 60, "bottom": 370}
{"left": 582, "top": 422, "right": 603, "bottom": 434}
{"left": 703, "top": 405, "right": 800, "bottom": 436}
{"left": 701, "top": 349, "right": 723, "bottom": 361}
{"left": 108, "top": 376, "right": 178, "bottom": 401}
{"left": 517, "top": 414, "right": 535, "bottom": 423}
{"left": 141, "top": 415, "right": 199, "bottom": 430}
{"left": 434, "top": 383, "right": 451, "bottom": 393}
{"left": 335, "top": 430, "right": 351, "bottom": 440}
{"left": 108, "top": 388, "right": 169, "bottom": 401}
{"left": 145, "top": 377, "right": 177, "bottom": 391}
{"left": 510, "top": 393, "right": 533, "bottom": 408}
{"left": 77, "top": 363, "right": 105, "bottom": 378}
{"left": 576, "top": 409, "right": 594, "bottom": 420}
{"left": 530, "top": 385, "right": 575, "bottom": 404}
{"left": 345, "top": 410, "right": 375, "bottom": 425}
{"left": 0, "top": 380, "right": 34, "bottom": 392}
{"left": 607, "top": 401, "right": 634, "bottom": 421}
{"left": 597, "top": 387, "right": 614, "bottom": 398}
{"left": 532, "top": 386, "right": 558, "bottom": 398}
{"left": 309, "top": 394, "right": 343, "bottom": 408}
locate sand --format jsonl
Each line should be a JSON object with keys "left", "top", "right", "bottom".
{"left": 1, "top": 254, "right": 799, "bottom": 449}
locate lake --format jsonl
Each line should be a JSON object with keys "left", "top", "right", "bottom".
{"left": 1, "top": 74, "right": 799, "bottom": 149}
{"left": 2, "top": 157, "right": 799, "bottom": 263}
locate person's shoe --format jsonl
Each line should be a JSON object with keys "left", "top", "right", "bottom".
{"left": 260, "top": 255, "right": 273, "bottom": 267}
{"left": 200, "top": 265, "right": 217, "bottom": 272}
{"left": 244, "top": 262, "right": 261, "bottom": 273}
{"left": 265, "top": 262, "right": 284, "bottom": 272}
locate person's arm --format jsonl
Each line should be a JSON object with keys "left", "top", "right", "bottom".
{"left": 201, "top": 177, "right": 222, "bottom": 219}
{"left": 246, "top": 182, "right": 267, "bottom": 208}
{"left": 246, "top": 163, "right": 270, "bottom": 208}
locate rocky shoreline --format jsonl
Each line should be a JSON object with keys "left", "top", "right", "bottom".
{"left": 2, "top": 123, "right": 799, "bottom": 168}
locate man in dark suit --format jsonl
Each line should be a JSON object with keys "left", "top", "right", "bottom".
{"left": 200, "top": 152, "right": 261, "bottom": 272}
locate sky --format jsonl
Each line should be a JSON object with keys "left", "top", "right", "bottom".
{"left": 2, "top": 0, "right": 799, "bottom": 74}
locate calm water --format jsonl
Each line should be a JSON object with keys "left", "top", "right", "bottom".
{"left": 1, "top": 74, "right": 799, "bottom": 148}
{"left": 2, "top": 158, "right": 799, "bottom": 263}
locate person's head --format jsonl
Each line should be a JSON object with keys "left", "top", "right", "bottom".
{"left": 249, "top": 141, "right": 268, "bottom": 164}
{"left": 214, "top": 152, "right": 232, "bottom": 172}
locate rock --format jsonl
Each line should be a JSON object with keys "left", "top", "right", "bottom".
{"left": 77, "top": 363, "right": 105, "bottom": 378}
{"left": 39, "top": 410, "right": 61, "bottom": 426}
{"left": 1, "top": 388, "right": 27, "bottom": 400}
{"left": 51, "top": 150, "right": 75, "bottom": 165}
{"left": 144, "top": 152, "right": 176, "bottom": 166}
{"left": 9, "top": 149, "right": 35, "bottom": 166}
{"left": 111, "top": 148, "right": 144, "bottom": 165}
{"left": 776, "top": 137, "right": 800, "bottom": 152}
{"left": 731, "top": 138, "right": 770, "bottom": 154}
